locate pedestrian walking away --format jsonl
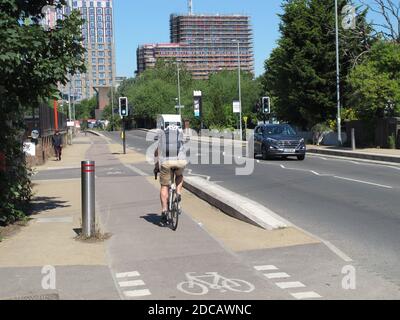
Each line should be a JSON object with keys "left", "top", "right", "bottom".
{"left": 52, "top": 130, "right": 63, "bottom": 161}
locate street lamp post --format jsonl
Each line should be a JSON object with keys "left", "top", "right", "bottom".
{"left": 335, "top": 0, "right": 342, "bottom": 145}
{"left": 233, "top": 40, "right": 243, "bottom": 141}
{"left": 177, "top": 61, "right": 182, "bottom": 116}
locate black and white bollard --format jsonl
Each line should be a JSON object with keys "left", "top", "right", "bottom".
{"left": 81, "top": 160, "right": 95, "bottom": 237}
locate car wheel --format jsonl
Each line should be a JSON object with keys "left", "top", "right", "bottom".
{"left": 297, "top": 155, "right": 305, "bottom": 161}
{"left": 261, "top": 145, "right": 269, "bottom": 160}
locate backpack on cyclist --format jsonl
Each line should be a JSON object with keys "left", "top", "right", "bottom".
{"left": 160, "top": 126, "right": 183, "bottom": 160}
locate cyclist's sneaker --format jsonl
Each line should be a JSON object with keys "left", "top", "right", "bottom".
{"left": 160, "top": 211, "right": 168, "bottom": 225}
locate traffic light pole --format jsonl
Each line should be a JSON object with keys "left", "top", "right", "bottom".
{"left": 122, "top": 117, "right": 126, "bottom": 155}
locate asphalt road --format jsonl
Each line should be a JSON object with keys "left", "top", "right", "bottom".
{"left": 105, "top": 129, "right": 400, "bottom": 289}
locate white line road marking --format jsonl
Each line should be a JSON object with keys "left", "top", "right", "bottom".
{"left": 254, "top": 265, "right": 278, "bottom": 271}
{"left": 116, "top": 271, "right": 140, "bottom": 279}
{"left": 290, "top": 291, "right": 322, "bottom": 299}
{"left": 333, "top": 176, "right": 393, "bottom": 189}
{"left": 123, "top": 289, "right": 152, "bottom": 298}
{"left": 276, "top": 281, "right": 306, "bottom": 289}
{"left": 118, "top": 280, "right": 145, "bottom": 288}
{"left": 45, "top": 166, "right": 80, "bottom": 170}
{"left": 264, "top": 272, "right": 291, "bottom": 279}
{"left": 124, "top": 164, "right": 147, "bottom": 177}
{"left": 272, "top": 161, "right": 394, "bottom": 189}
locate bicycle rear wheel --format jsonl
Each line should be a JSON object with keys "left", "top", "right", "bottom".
{"left": 168, "top": 192, "right": 179, "bottom": 231}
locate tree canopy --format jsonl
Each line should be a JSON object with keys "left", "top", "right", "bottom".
{"left": 348, "top": 40, "right": 400, "bottom": 120}
{"left": 114, "top": 60, "right": 263, "bottom": 130}
{"left": 0, "top": 0, "right": 85, "bottom": 225}
{"left": 262, "top": 0, "right": 373, "bottom": 129}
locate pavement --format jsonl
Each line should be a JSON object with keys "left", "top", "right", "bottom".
{"left": 307, "top": 144, "right": 400, "bottom": 163}
{"left": 1, "top": 130, "right": 400, "bottom": 300}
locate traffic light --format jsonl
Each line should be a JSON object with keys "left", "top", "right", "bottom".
{"left": 262, "top": 97, "right": 270, "bottom": 114}
{"left": 119, "top": 97, "right": 128, "bottom": 117}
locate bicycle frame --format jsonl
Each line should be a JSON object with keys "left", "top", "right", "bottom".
{"left": 185, "top": 272, "right": 226, "bottom": 289}
{"left": 168, "top": 169, "right": 177, "bottom": 212}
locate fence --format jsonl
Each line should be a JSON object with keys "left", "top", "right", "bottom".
{"left": 24, "top": 103, "right": 68, "bottom": 166}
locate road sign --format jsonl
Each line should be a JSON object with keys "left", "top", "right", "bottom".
{"left": 194, "top": 91, "right": 202, "bottom": 118}
{"left": 233, "top": 101, "right": 241, "bottom": 113}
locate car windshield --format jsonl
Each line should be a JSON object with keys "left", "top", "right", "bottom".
{"left": 263, "top": 125, "right": 297, "bottom": 137}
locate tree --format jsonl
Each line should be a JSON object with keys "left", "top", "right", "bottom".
{"left": 348, "top": 40, "right": 400, "bottom": 120}
{"left": 0, "top": 0, "right": 85, "bottom": 225}
{"left": 263, "top": 0, "right": 373, "bottom": 129}
{"left": 359, "top": 0, "right": 400, "bottom": 43}
{"left": 75, "top": 97, "right": 97, "bottom": 120}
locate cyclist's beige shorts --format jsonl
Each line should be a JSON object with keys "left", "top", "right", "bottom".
{"left": 160, "top": 160, "right": 187, "bottom": 186}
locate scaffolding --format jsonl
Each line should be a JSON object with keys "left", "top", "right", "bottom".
{"left": 137, "top": 14, "right": 254, "bottom": 79}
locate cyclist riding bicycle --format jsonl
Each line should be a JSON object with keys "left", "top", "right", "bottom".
{"left": 154, "top": 124, "right": 187, "bottom": 225}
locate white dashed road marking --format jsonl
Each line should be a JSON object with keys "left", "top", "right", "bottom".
{"left": 254, "top": 265, "right": 278, "bottom": 271}
{"left": 116, "top": 271, "right": 140, "bottom": 278}
{"left": 264, "top": 272, "right": 291, "bottom": 279}
{"left": 124, "top": 289, "right": 152, "bottom": 298}
{"left": 254, "top": 264, "right": 323, "bottom": 299}
{"left": 275, "top": 281, "right": 306, "bottom": 289}
{"left": 118, "top": 280, "right": 145, "bottom": 288}
{"left": 290, "top": 291, "right": 322, "bottom": 299}
{"left": 116, "top": 271, "right": 151, "bottom": 298}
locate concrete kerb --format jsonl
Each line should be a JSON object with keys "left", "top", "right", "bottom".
{"left": 183, "top": 176, "right": 291, "bottom": 231}
{"left": 308, "top": 148, "right": 400, "bottom": 164}
{"left": 86, "top": 130, "right": 105, "bottom": 137}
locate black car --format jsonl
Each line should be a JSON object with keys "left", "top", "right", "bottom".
{"left": 254, "top": 124, "right": 306, "bottom": 161}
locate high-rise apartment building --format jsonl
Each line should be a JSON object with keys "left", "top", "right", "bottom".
{"left": 137, "top": 13, "right": 254, "bottom": 79}
{"left": 56, "top": 0, "right": 116, "bottom": 102}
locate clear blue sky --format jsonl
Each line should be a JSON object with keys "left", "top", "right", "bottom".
{"left": 113, "top": 0, "right": 284, "bottom": 78}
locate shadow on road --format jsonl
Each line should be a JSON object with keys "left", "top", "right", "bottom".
{"left": 29, "top": 196, "right": 70, "bottom": 215}
{"left": 140, "top": 213, "right": 164, "bottom": 228}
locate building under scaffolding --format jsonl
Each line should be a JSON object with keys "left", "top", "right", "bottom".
{"left": 137, "top": 13, "right": 254, "bottom": 79}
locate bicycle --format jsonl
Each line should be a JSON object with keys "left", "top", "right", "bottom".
{"left": 177, "top": 272, "right": 255, "bottom": 296}
{"left": 155, "top": 167, "right": 182, "bottom": 231}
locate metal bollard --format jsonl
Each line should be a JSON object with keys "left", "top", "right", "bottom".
{"left": 81, "top": 160, "right": 95, "bottom": 237}
{"left": 351, "top": 128, "right": 356, "bottom": 150}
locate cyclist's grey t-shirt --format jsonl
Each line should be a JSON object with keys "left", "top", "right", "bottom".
{"left": 157, "top": 128, "right": 186, "bottom": 164}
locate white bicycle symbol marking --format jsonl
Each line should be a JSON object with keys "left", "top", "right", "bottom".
{"left": 177, "top": 272, "right": 255, "bottom": 296}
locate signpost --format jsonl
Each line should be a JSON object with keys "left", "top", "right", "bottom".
{"left": 194, "top": 91, "right": 203, "bottom": 129}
